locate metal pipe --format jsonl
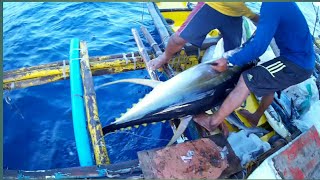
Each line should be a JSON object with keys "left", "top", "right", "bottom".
{"left": 69, "top": 38, "right": 93, "bottom": 166}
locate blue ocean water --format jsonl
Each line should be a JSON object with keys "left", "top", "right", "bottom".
{"left": 3, "top": 2, "right": 320, "bottom": 171}
{"left": 3, "top": 2, "right": 172, "bottom": 170}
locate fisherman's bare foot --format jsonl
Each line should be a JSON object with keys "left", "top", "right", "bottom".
{"left": 238, "top": 109, "right": 259, "bottom": 127}
{"left": 193, "top": 113, "right": 212, "bottom": 132}
{"left": 193, "top": 113, "right": 229, "bottom": 137}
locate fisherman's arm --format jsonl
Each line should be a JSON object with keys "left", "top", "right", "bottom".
{"left": 214, "top": 3, "right": 279, "bottom": 72}
{"left": 148, "top": 33, "right": 187, "bottom": 70}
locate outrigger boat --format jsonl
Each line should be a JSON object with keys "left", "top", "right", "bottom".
{"left": 3, "top": 2, "right": 320, "bottom": 179}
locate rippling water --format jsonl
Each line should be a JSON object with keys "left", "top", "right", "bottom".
{"left": 3, "top": 2, "right": 320, "bottom": 171}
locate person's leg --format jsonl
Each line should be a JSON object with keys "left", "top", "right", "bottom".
{"left": 194, "top": 57, "right": 313, "bottom": 133}
{"left": 219, "top": 16, "right": 243, "bottom": 51}
{"left": 238, "top": 93, "right": 274, "bottom": 126}
{"left": 194, "top": 74, "right": 250, "bottom": 131}
{"left": 238, "top": 58, "right": 313, "bottom": 126}
{"left": 149, "top": 3, "right": 221, "bottom": 70}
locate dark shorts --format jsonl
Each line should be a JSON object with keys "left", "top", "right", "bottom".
{"left": 176, "top": 2, "right": 243, "bottom": 51}
{"left": 242, "top": 57, "right": 313, "bottom": 97}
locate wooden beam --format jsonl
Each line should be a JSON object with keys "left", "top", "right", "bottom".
{"left": 4, "top": 160, "right": 141, "bottom": 179}
{"left": 80, "top": 41, "right": 110, "bottom": 165}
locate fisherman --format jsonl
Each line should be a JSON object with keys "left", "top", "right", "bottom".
{"left": 191, "top": 2, "right": 316, "bottom": 134}
{"left": 148, "top": 2, "right": 259, "bottom": 70}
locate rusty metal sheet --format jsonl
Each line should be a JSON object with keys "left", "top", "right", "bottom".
{"left": 273, "top": 126, "right": 320, "bottom": 179}
{"left": 138, "top": 135, "right": 241, "bottom": 179}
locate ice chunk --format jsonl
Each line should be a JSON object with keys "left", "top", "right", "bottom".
{"left": 227, "top": 130, "right": 271, "bottom": 166}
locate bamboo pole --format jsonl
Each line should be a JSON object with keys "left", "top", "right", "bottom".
{"left": 80, "top": 41, "right": 110, "bottom": 165}
{"left": 140, "top": 25, "right": 175, "bottom": 79}
{"left": 147, "top": 2, "right": 171, "bottom": 48}
{"left": 132, "top": 28, "right": 159, "bottom": 80}
{"left": 4, "top": 52, "right": 147, "bottom": 82}
{"left": 3, "top": 74, "right": 66, "bottom": 90}
{"left": 3, "top": 52, "right": 202, "bottom": 91}
{"left": 3, "top": 58, "right": 146, "bottom": 90}
{"left": 151, "top": 2, "right": 175, "bottom": 36}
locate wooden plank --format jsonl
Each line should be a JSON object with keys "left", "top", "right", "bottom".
{"left": 80, "top": 41, "right": 110, "bottom": 165}
{"left": 4, "top": 160, "right": 141, "bottom": 179}
{"left": 138, "top": 135, "right": 241, "bottom": 179}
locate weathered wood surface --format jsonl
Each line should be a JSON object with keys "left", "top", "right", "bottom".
{"left": 4, "top": 160, "right": 142, "bottom": 179}
{"left": 79, "top": 41, "right": 110, "bottom": 165}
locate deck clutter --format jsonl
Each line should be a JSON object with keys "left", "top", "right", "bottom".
{"left": 3, "top": 2, "right": 320, "bottom": 179}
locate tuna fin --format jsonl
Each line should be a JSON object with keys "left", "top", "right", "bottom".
{"left": 96, "top": 78, "right": 162, "bottom": 89}
{"left": 167, "top": 116, "right": 192, "bottom": 146}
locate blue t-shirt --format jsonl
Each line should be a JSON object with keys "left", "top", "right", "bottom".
{"left": 229, "top": 2, "right": 315, "bottom": 70}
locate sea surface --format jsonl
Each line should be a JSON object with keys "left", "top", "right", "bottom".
{"left": 3, "top": 2, "right": 320, "bottom": 170}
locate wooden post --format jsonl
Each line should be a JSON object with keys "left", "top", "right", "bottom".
{"left": 80, "top": 41, "right": 110, "bottom": 165}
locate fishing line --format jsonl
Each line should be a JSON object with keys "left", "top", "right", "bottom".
{"left": 312, "top": 2, "right": 320, "bottom": 37}
{"left": 95, "top": 130, "right": 170, "bottom": 147}
{"left": 4, "top": 90, "right": 25, "bottom": 120}
{"left": 157, "top": 35, "right": 170, "bottom": 48}
{"left": 141, "top": 2, "right": 145, "bottom": 24}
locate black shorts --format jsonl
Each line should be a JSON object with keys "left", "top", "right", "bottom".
{"left": 242, "top": 57, "right": 313, "bottom": 97}
{"left": 176, "top": 2, "right": 243, "bottom": 51}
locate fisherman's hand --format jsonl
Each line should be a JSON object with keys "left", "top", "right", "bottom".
{"left": 209, "top": 120, "right": 229, "bottom": 137}
{"left": 148, "top": 54, "right": 168, "bottom": 70}
{"left": 212, "top": 57, "right": 228, "bottom": 72}
{"left": 193, "top": 113, "right": 229, "bottom": 137}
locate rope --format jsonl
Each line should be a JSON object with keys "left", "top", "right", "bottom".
{"left": 62, "top": 60, "right": 67, "bottom": 80}
{"left": 312, "top": 3, "right": 320, "bottom": 37}
{"left": 141, "top": 2, "right": 145, "bottom": 24}
{"left": 131, "top": 52, "right": 136, "bottom": 69}
{"left": 158, "top": 35, "right": 170, "bottom": 47}
{"left": 123, "top": 53, "right": 129, "bottom": 64}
